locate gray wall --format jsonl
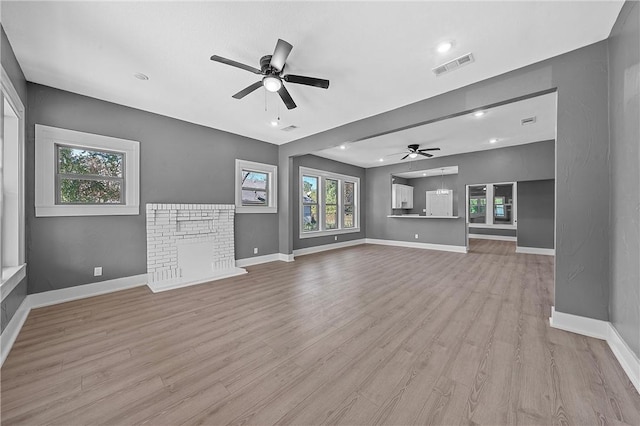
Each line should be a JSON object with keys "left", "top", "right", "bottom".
{"left": 26, "top": 83, "right": 279, "bottom": 294}
{"left": 279, "top": 39, "right": 610, "bottom": 322}
{"left": 366, "top": 141, "right": 554, "bottom": 247}
{"left": 292, "top": 154, "right": 366, "bottom": 250}
{"left": 1, "top": 24, "right": 28, "bottom": 332}
{"left": 517, "top": 179, "right": 555, "bottom": 249}
{"left": 608, "top": 1, "right": 639, "bottom": 357}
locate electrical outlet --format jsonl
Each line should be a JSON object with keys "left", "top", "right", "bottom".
{"left": 253, "top": 247, "right": 258, "bottom": 254}
{"left": 94, "top": 267, "right": 102, "bottom": 277}
{"left": 423, "top": 208, "right": 427, "bottom": 213}
{"left": 334, "top": 236, "right": 338, "bottom": 241}
{"left": 414, "top": 234, "right": 419, "bottom": 239}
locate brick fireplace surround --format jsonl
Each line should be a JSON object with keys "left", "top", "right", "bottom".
{"left": 145, "top": 203, "right": 246, "bottom": 292}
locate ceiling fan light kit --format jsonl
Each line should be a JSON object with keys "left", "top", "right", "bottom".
{"left": 210, "top": 38, "right": 330, "bottom": 110}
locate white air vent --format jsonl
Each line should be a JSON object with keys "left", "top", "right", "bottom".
{"left": 281, "top": 125, "right": 298, "bottom": 132}
{"left": 432, "top": 53, "right": 474, "bottom": 76}
{"left": 521, "top": 116, "right": 537, "bottom": 125}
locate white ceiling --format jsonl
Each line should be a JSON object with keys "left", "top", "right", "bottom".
{"left": 2, "top": 1, "right": 622, "bottom": 145}
{"left": 314, "top": 91, "right": 557, "bottom": 168}
{"left": 394, "top": 166, "right": 459, "bottom": 179}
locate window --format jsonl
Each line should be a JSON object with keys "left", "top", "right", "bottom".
{"left": 300, "top": 166, "right": 359, "bottom": 238}
{"left": 302, "top": 176, "right": 319, "bottom": 232}
{"left": 235, "top": 159, "right": 277, "bottom": 213}
{"left": 35, "top": 125, "right": 139, "bottom": 217}
{"left": 466, "top": 182, "right": 517, "bottom": 228}
{"left": 1, "top": 66, "right": 26, "bottom": 298}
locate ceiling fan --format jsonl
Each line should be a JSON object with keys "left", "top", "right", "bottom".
{"left": 398, "top": 144, "right": 441, "bottom": 160}
{"left": 210, "top": 39, "right": 330, "bottom": 110}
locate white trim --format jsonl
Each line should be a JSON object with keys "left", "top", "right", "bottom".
{"left": 1, "top": 273, "right": 147, "bottom": 367}
{"left": 1, "top": 65, "right": 27, "bottom": 268}
{"left": 293, "top": 239, "right": 366, "bottom": 257}
{"left": 1, "top": 297, "right": 30, "bottom": 367}
{"left": 365, "top": 238, "right": 467, "bottom": 253}
{"left": 550, "top": 307, "right": 640, "bottom": 394}
{"left": 516, "top": 246, "right": 555, "bottom": 256}
{"left": 29, "top": 274, "right": 148, "bottom": 309}
{"left": 236, "top": 253, "right": 285, "bottom": 267}
{"left": 1, "top": 263, "right": 26, "bottom": 302}
{"left": 34, "top": 125, "right": 140, "bottom": 217}
{"left": 146, "top": 268, "right": 247, "bottom": 293}
{"left": 299, "top": 166, "right": 360, "bottom": 238}
{"left": 279, "top": 253, "right": 295, "bottom": 262}
{"left": 235, "top": 159, "right": 277, "bottom": 214}
{"left": 469, "top": 234, "right": 517, "bottom": 242}
{"left": 608, "top": 324, "right": 640, "bottom": 395}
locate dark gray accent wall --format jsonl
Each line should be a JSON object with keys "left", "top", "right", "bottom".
{"left": 366, "top": 141, "right": 554, "bottom": 247}
{"left": 292, "top": 154, "right": 366, "bottom": 250}
{"left": 280, "top": 39, "right": 609, "bottom": 322}
{"left": 517, "top": 179, "right": 555, "bottom": 249}
{"left": 1, "top": 24, "right": 28, "bottom": 332}
{"left": 608, "top": 1, "right": 639, "bottom": 357}
{"left": 1, "top": 278, "right": 27, "bottom": 333}
{"left": 26, "top": 83, "right": 279, "bottom": 294}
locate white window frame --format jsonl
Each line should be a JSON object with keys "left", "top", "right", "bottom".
{"left": 465, "top": 181, "right": 517, "bottom": 229}
{"left": 299, "top": 166, "right": 360, "bottom": 238}
{"left": 35, "top": 124, "right": 140, "bottom": 217}
{"left": 1, "top": 65, "right": 26, "bottom": 301}
{"left": 235, "top": 159, "right": 277, "bottom": 213}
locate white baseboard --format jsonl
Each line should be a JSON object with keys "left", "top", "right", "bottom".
{"left": 550, "top": 306, "right": 640, "bottom": 394}
{"left": 236, "top": 253, "right": 285, "bottom": 267}
{"left": 147, "top": 268, "right": 246, "bottom": 293}
{"left": 365, "top": 238, "right": 467, "bottom": 254}
{"left": 516, "top": 246, "right": 555, "bottom": 256}
{"left": 469, "top": 234, "right": 517, "bottom": 242}
{"left": 1, "top": 297, "right": 30, "bottom": 367}
{"left": 29, "top": 274, "right": 148, "bottom": 309}
{"left": 1, "top": 273, "right": 148, "bottom": 367}
{"left": 293, "top": 239, "right": 366, "bottom": 257}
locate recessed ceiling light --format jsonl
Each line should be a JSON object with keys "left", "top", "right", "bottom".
{"left": 437, "top": 41, "right": 453, "bottom": 54}
{"left": 379, "top": 158, "right": 384, "bottom": 162}
{"left": 490, "top": 138, "right": 498, "bottom": 144}
{"left": 340, "top": 145, "right": 346, "bottom": 150}
{"left": 474, "top": 111, "right": 485, "bottom": 117}
{"left": 423, "top": 173, "right": 427, "bottom": 176}
{"left": 270, "top": 120, "right": 279, "bottom": 127}
{"left": 134, "top": 73, "right": 149, "bottom": 81}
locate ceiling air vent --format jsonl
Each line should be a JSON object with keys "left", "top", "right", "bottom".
{"left": 521, "top": 116, "right": 537, "bottom": 125}
{"left": 432, "top": 53, "right": 475, "bottom": 76}
{"left": 281, "top": 125, "right": 298, "bottom": 132}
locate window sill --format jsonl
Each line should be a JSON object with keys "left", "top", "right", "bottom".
{"left": 300, "top": 228, "right": 361, "bottom": 239}
{"left": 236, "top": 206, "right": 277, "bottom": 214}
{"left": 1, "top": 264, "right": 26, "bottom": 302}
{"left": 35, "top": 204, "right": 139, "bottom": 217}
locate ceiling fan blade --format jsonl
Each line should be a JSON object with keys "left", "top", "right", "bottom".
{"left": 270, "top": 39, "right": 293, "bottom": 71}
{"left": 232, "top": 81, "right": 263, "bottom": 99}
{"left": 210, "top": 55, "right": 262, "bottom": 74}
{"left": 401, "top": 154, "right": 409, "bottom": 160}
{"left": 419, "top": 152, "right": 433, "bottom": 158}
{"left": 278, "top": 85, "right": 297, "bottom": 109}
{"left": 283, "top": 74, "right": 330, "bottom": 89}
{"left": 418, "top": 148, "right": 441, "bottom": 152}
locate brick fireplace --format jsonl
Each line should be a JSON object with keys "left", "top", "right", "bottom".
{"left": 145, "top": 203, "right": 246, "bottom": 292}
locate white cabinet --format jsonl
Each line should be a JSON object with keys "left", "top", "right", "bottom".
{"left": 392, "top": 184, "right": 414, "bottom": 209}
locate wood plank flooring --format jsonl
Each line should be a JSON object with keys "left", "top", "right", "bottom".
{"left": 2, "top": 240, "right": 639, "bottom": 425}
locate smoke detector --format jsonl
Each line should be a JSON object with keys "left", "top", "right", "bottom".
{"left": 432, "top": 53, "right": 474, "bottom": 76}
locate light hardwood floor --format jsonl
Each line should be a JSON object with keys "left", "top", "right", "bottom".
{"left": 2, "top": 240, "right": 639, "bottom": 425}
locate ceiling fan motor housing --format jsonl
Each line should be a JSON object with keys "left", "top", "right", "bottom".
{"left": 260, "top": 55, "right": 278, "bottom": 74}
